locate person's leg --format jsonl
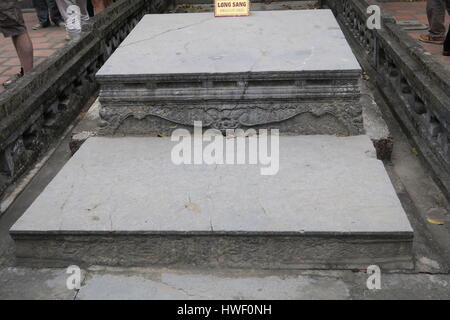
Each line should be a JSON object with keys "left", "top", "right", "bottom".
{"left": 103, "top": 0, "right": 113, "bottom": 9}
{"left": 32, "top": 0, "right": 51, "bottom": 28}
{"left": 58, "top": 0, "right": 89, "bottom": 21}
{"left": 12, "top": 33, "right": 34, "bottom": 73}
{"left": 86, "top": 0, "right": 95, "bottom": 17}
{"left": 91, "top": 0, "right": 105, "bottom": 14}
{"left": 444, "top": 25, "right": 450, "bottom": 56}
{"left": 55, "top": 0, "right": 73, "bottom": 21}
{"left": 77, "top": 0, "right": 90, "bottom": 21}
{"left": 0, "top": 1, "right": 34, "bottom": 87}
{"left": 48, "top": 0, "right": 64, "bottom": 25}
{"left": 427, "top": 0, "right": 446, "bottom": 39}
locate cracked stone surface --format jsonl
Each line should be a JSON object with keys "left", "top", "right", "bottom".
{"left": 76, "top": 268, "right": 450, "bottom": 300}
{"left": 11, "top": 135, "right": 411, "bottom": 234}
{"left": 97, "top": 10, "right": 360, "bottom": 76}
{"left": 0, "top": 267, "right": 83, "bottom": 300}
{"left": 1, "top": 266, "right": 449, "bottom": 300}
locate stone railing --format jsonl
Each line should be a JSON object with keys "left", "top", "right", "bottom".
{"left": 0, "top": 0, "right": 174, "bottom": 197}
{"left": 321, "top": 0, "right": 450, "bottom": 197}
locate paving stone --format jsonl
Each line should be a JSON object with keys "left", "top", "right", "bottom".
{"left": 0, "top": 267, "right": 81, "bottom": 300}
{"left": 75, "top": 268, "right": 450, "bottom": 300}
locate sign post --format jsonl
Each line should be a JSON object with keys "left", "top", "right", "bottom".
{"left": 214, "top": 0, "right": 250, "bottom": 17}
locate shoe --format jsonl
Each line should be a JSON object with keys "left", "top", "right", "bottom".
{"left": 65, "top": 33, "right": 71, "bottom": 41}
{"left": 419, "top": 34, "right": 445, "bottom": 44}
{"left": 2, "top": 68, "right": 24, "bottom": 89}
{"left": 32, "top": 23, "right": 49, "bottom": 30}
{"left": 444, "top": 51, "right": 450, "bottom": 56}
{"left": 54, "top": 21, "right": 66, "bottom": 27}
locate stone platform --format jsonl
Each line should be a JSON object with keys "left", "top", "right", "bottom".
{"left": 96, "top": 10, "right": 363, "bottom": 135}
{"left": 10, "top": 136, "right": 413, "bottom": 269}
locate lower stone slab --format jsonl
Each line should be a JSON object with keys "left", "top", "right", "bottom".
{"left": 14, "top": 233, "right": 412, "bottom": 270}
{"left": 10, "top": 136, "right": 413, "bottom": 269}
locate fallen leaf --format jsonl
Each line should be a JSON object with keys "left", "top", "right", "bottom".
{"left": 427, "top": 218, "right": 444, "bottom": 225}
{"left": 185, "top": 202, "right": 201, "bottom": 213}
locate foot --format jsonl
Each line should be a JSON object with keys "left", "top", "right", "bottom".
{"left": 2, "top": 68, "right": 24, "bottom": 89}
{"left": 419, "top": 34, "right": 444, "bottom": 44}
{"left": 32, "top": 23, "right": 49, "bottom": 30}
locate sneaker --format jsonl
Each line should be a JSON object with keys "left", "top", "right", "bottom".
{"left": 419, "top": 34, "right": 445, "bottom": 44}
{"left": 2, "top": 68, "right": 24, "bottom": 89}
{"left": 32, "top": 23, "right": 49, "bottom": 30}
{"left": 54, "top": 21, "right": 66, "bottom": 27}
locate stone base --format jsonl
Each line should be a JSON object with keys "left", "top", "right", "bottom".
{"left": 11, "top": 136, "right": 413, "bottom": 269}
{"left": 13, "top": 233, "right": 413, "bottom": 270}
{"left": 98, "top": 100, "right": 363, "bottom": 136}
{"left": 96, "top": 10, "right": 363, "bottom": 135}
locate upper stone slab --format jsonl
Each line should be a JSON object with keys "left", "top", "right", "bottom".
{"left": 97, "top": 10, "right": 361, "bottom": 78}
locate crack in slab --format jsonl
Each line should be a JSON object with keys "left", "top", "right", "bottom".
{"left": 158, "top": 279, "right": 209, "bottom": 299}
{"left": 119, "top": 18, "right": 212, "bottom": 49}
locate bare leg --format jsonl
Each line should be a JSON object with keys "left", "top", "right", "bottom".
{"left": 11, "top": 33, "right": 34, "bottom": 73}
{"left": 91, "top": 0, "right": 105, "bottom": 13}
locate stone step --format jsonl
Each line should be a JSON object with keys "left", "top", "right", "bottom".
{"left": 11, "top": 135, "right": 413, "bottom": 269}
{"left": 96, "top": 10, "right": 364, "bottom": 136}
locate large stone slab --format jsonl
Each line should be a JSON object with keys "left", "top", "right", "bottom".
{"left": 11, "top": 135, "right": 413, "bottom": 269}
{"left": 96, "top": 10, "right": 363, "bottom": 135}
{"left": 97, "top": 11, "right": 360, "bottom": 75}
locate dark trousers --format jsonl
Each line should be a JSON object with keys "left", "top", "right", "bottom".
{"left": 32, "top": 0, "right": 63, "bottom": 26}
{"left": 445, "top": 25, "right": 450, "bottom": 53}
{"left": 427, "top": 0, "right": 450, "bottom": 38}
{"left": 86, "top": 0, "right": 95, "bottom": 17}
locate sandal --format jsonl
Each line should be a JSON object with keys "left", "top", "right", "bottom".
{"left": 419, "top": 34, "right": 444, "bottom": 44}
{"left": 3, "top": 68, "right": 24, "bottom": 89}
{"left": 32, "top": 23, "right": 49, "bottom": 30}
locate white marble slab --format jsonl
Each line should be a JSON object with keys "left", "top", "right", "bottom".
{"left": 97, "top": 10, "right": 361, "bottom": 77}
{"left": 11, "top": 135, "right": 412, "bottom": 235}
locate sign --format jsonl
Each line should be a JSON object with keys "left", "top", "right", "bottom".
{"left": 214, "top": 0, "right": 250, "bottom": 17}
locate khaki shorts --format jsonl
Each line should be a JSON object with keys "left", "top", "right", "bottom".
{"left": 0, "top": 0, "right": 27, "bottom": 38}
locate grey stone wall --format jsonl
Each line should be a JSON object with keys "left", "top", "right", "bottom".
{"left": 0, "top": 0, "right": 174, "bottom": 197}
{"left": 321, "top": 0, "right": 450, "bottom": 198}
